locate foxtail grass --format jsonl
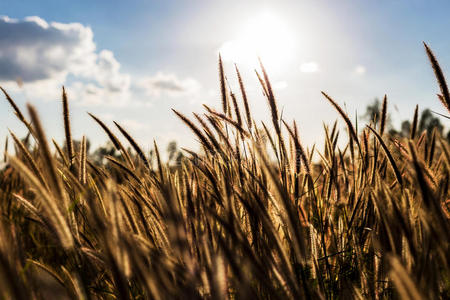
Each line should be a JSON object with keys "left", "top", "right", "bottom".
{"left": 0, "top": 43, "right": 448, "bottom": 300}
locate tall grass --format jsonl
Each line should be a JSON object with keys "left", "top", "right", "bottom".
{"left": 0, "top": 43, "right": 448, "bottom": 299}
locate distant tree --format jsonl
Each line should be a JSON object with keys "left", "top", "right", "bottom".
{"left": 166, "top": 141, "right": 185, "bottom": 167}
{"left": 363, "top": 98, "right": 382, "bottom": 124}
{"left": 167, "top": 141, "right": 177, "bottom": 161}
{"left": 91, "top": 141, "right": 120, "bottom": 164}
{"left": 363, "top": 103, "right": 450, "bottom": 138}
{"left": 62, "top": 138, "right": 91, "bottom": 156}
{"left": 175, "top": 152, "right": 185, "bottom": 166}
{"left": 363, "top": 98, "right": 392, "bottom": 130}
{"left": 418, "top": 109, "right": 444, "bottom": 135}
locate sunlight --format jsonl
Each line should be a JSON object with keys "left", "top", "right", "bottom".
{"left": 219, "top": 12, "right": 295, "bottom": 69}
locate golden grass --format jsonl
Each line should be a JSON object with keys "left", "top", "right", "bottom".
{"left": 0, "top": 43, "right": 448, "bottom": 299}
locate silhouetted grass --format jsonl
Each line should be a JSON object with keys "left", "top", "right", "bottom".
{"left": 0, "top": 43, "right": 448, "bottom": 299}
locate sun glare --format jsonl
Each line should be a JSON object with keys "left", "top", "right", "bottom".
{"left": 219, "top": 12, "right": 295, "bottom": 69}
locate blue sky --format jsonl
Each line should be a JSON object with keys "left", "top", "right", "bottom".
{"left": 1, "top": 0, "right": 450, "bottom": 155}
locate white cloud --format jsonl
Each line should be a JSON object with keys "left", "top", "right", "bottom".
{"left": 120, "top": 119, "right": 147, "bottom": 131}
{"left": 273, "top": 81, "right": 288, "bottom": 90}
{"left": 85, "top": 113, "right": 147, "bottom": 141}
{"left": 94, "top": 50, "right": 130, "bottom": 93}
{"left": 90, "top": 113, "right": 146, "bottom": 131}
{"left": 0, "top": 75, "right": 65, "bottom": 101}
{"left": 0, "top": 15, "right": 96, "bottom": 82}
{"left": 354, "top": 65, "right": 366, "bottom": 75}
{"left": 300, "top": 61, "right": 319, "bottom": 73}
{"left": 137, "top": 72, "right": 201, "bottom": 98}
{"left": 96, "top": 112, "right": 115, "bottom": 121}
{"left": 65, "top": 80, "right": 135, "bottom": 107}
{"left": 0, "top": 16, "right": 130, "bottom": 106}
{"left": 0, "top": 15, "right": 202, "bottom": 107}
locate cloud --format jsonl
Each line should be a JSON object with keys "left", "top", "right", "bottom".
{"left": 94, "top": 50, "right": 130, "bottom": 93}
{"left": 0, "top": 16, "right": 96, "bottom": 82}
{"left": 96, "top": 112, "right": 115, "bottom": 121}
{"left": 273, "top": 81, "right": 288, "bottom": 90}
{"left": 65, "top": 81, "right": 130, "bottom": 106}
{"left": 0, "top": 16, "right": 130, "bottom": 105}
{"left": 0, "top": 74, "right": 66, "bottom": 102}
{"left": 137, "top": 72, "right": 201, "bottom": 97}
{"left": 300, "top": 61, "right": 319, "bottom": 73}
{"left": 0, "top": 15, "right": 201, "bottom": 107}
{"left": 89, "top": 113, "right": 147, "bottom": 132}
{"left": 354, "top": 65, "right": 366, "bottom": 75}
{"left": 119, "top": 119, "right": 148, "bottom": 131}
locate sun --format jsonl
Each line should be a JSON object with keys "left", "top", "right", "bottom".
{"left": 219, "top": 12, "right": 295, "bottom": 69}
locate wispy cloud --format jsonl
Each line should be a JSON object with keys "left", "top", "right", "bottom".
{"left": 354, "top": 65, "right": 366, "bottom": 75}
{"left": 0, "top": 16, "right": 132, "bottom": 106}
{"left": 137, "top": 72, "right": 201, "bottom": 98}
{"left": 300, "top": 61, "right": 319, "bottom": 73}
{"left": 0, "top": 15, "right": 203, "bottom": 108}
{"left": 120, "top": 119, "right": 148, "bottom": 131}
{"left": 0, "top": 16, "right": 96, "bottom": 82}
{"left": 273, "top": 81, "right": 288, "bottom": 90}
{"left": 92, "top": 113, "right": 147, "bottom": 132}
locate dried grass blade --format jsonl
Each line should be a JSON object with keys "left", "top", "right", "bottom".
{"left": 9, "top": 131, "right": 47, "bottom": 189}
{"left": 106, "top": 156, "right": 140, "bottom": 182}
{"left": 235, "top": 64, "right": 252, "bottom": 131}
{"left": 88, "top": 113, "right": 134, "bottom": 168}
{"left": 0, "top": 86, "right": 27, "bottom": 126}
{"left": 210, "top": 111, "right": 250, "bottom": 138}
{"left": 78, "top": 135, "right": 87, "bottom": 184}
{"left": 380, "top": 94, "right": 387, "bottom": 136}
{"left": 114, "top": 121, "right": 149, "bottom": 169}
{"left": 3, "top": 136, "right": 7, "bottom": 163}
{"left": 424, "top": 42, "right": 450, "bottom": 114}
{"left": 367, "top": 125, "right": 403, "bottom": 187}
{"left": 321, "top": 92, "right": 359, "bottom": 146}
{"left": 62, "top": 87, "right": 74, "bottom": 167}
{"left": 259, "top": 59, "right": 280, "bottom": 135}
{"left": 411, "top": 105, "right": 419, "bottom": 140}
{"left": 282, "top": 120, "right": 310, "bottom": 175}
{"left": 218, "top": 54, "right": 228, "bottom": 114}
{"left": 172, "top": 109, "right": 214, "bottom": 152}
{"left": 27, "top": 104, "right": 64, "bottom": 200}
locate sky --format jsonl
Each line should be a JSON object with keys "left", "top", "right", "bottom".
{"left": 1, "top": 0, "right": 450, "bottom": 156}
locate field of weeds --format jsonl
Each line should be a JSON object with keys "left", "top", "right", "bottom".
{"left": 0, "top": 43, "right": 449, "bottom": 299}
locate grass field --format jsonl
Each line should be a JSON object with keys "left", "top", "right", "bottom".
{"left": 0, "top": 43, "right": 449, "bottom": 299}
